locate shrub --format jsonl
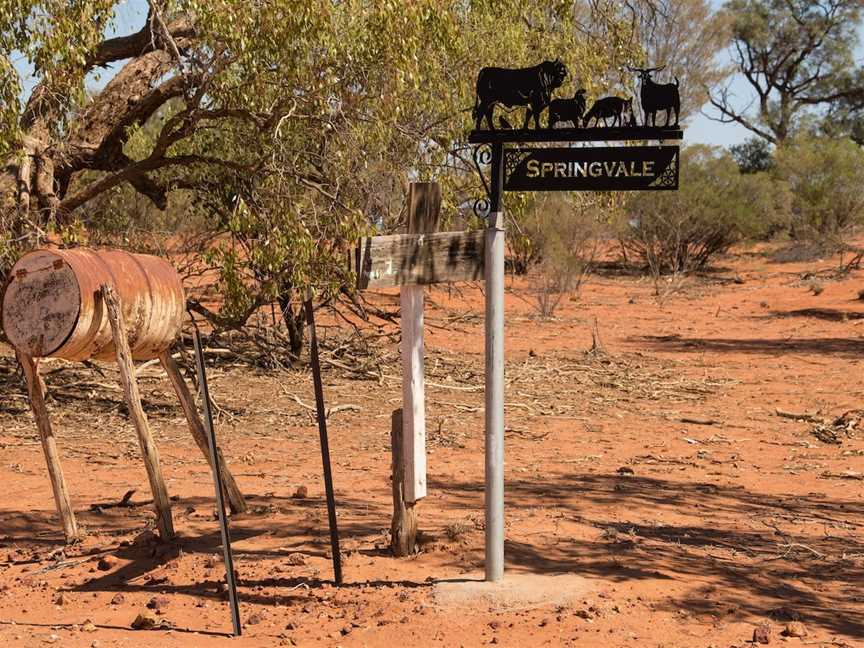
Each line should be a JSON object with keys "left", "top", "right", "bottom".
{"left": 774, "top": 137, "right": 864, "bottom": 249}
{"left": 730, "top": 137, "right": 774, "bottom": 174}
{"left": 624, "top": 145, "right": 789, "bottom": 274}
{"left": 522, "top": 194, "right": 601, "bottom": 318}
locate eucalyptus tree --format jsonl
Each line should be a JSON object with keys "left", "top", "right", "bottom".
{"left": 0, "top": 0, "right": 646, "bottom": 353}
{"left": 708, "top": 0, "right": 864, "bottom": 144}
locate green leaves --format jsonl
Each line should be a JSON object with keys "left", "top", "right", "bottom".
{"left": 775, "top": 136, "right": 864, "bottom": 241}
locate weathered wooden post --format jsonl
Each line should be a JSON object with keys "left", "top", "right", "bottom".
{"left": 389, "top": 409, "right": 417, "bottom": 556}
{"left": 353, "top": 182, "right": 485, "bottom": 556}
{"left": 401, "top": 182, "right": 441, "bottom": 505}
{"left": 158, "top": 351, "right": 247, "bottom": 514}
{"left": 102, "top": 284, "right": 175, "bottom": 540}
{"left": 15, "top": 351, "right": 79, "bottom": 543}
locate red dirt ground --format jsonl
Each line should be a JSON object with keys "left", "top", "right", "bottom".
{"left": 1, "top": 245, "right": 862, "bottom": 647}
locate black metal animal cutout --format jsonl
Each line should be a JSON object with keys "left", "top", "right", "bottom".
{"left": 548, "top": 89, "right": 587, "bottom": 129}
{"left": 630, "top": 65, "right": 680, "bottom": 127}
{"left": 473, "top": 59, "right": 568, "bottom": 130}
{"left": 583, "top": 96, "right": 635, "bottom": 128}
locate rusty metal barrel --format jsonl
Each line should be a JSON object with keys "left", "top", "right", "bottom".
{"left": 2, "top": 248, "right": 185, "bottom": 361}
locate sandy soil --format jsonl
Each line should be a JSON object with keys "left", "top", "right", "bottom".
{"left": 0, "top": 245, "right": 862, "bottom": 648}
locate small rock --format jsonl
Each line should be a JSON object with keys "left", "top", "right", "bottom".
{"left": 246, "top": 612, "right": 264, "bottom": 625}
{"left": 131, "top": 609, "right": 158, "bottom": 630}
{"left": 782, "top": 621, "right": 807, "bottom": 638}
{"left": 616, "top": 467, "right": 634, "bottom": 475}
{"left": 82, "top": 621, "right": 97, "bottom": 633}
{"left": 340, "top": 624, "right": 352, "bottom": 636}
{"left": 97, "top": 555, "right": 117, "bottom": 571}
{"left": 54, "top": 592, "right": 67, "bottom": 606}
{"left": 292, "top": 485, "right": 308, "bottom": 499}
{"left": 286, "top": 553, "right": 307, "bottom": 566}
{"left": 204, "top": 556, "right": 217, "bottom": 569}
{"left": 110, "top": 593, "right": 125, "bottom": 605}
{"left": 753, "top": 622, "right": 772, "bottom": 644}
{"left": 488, "top": 620, "right": 500, "bottom": 630}
{"left": 146, "top": 596, "right": 170, "bottom": 612}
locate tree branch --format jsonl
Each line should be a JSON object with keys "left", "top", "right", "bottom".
{"left": 705, "top": 87, "right": 778, "bottom": 144}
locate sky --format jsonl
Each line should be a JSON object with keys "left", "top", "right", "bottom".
{"left": 11, "top": 0, "right": 862, "bottom": 149}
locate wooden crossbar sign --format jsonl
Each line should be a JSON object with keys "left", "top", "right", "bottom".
{"left": 352, "top": 183, "right": 484, "bottom": 554}
{"left": 353, "top": 231, "right": 485, "bottom": 289}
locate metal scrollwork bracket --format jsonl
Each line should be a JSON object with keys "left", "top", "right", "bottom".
{"left": 472, "top": 143, "right": 493, "bottom": 219}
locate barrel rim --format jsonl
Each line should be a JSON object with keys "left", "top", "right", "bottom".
{"left": 1, "top": 250, "right": 83, "bottom": 357}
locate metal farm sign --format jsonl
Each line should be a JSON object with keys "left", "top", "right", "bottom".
{"left": 503, "top": 145, "right": 679, "bottom": 192}
{"left": 354, "top": 57, "right": 687, "bottom": 585}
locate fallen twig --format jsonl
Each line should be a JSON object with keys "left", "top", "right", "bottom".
{"left": 775, "top": 408, "right": 821, "bottom": 423}
{"left": 681, "top": 417, "right": 721, "bottom": 426}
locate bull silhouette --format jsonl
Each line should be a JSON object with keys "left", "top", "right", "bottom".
{"left": 473, "top": 60, "right": 568, "bottom": 130}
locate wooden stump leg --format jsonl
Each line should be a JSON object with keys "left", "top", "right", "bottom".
{"left": 390, "top": 409, "right": 417, "bottom": 557}
{"left": 101, "top": 284, "right": 175, "bottom": 540}
{"left": 16, "top": 351, "right": 79, "bottom": 544}
{"left": 158, "top": 351, "right": 248, "bottom": 514}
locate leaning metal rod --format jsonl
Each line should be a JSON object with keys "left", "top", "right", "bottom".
{"left": 304, "top": 292, "right": 344, "bottom": 585}
{"left": 193, "top": 329, "right": 242, "bottom": 636}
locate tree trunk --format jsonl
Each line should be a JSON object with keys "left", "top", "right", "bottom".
{"left": 278, "top": 294, "right": 306, "bottom": 358}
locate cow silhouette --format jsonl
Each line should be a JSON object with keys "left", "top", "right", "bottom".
{"left": 583, "top": 96, "right": 634, "bottom": 128}
{"left": 548, "top": 89, "right": 587, "bottom": 128}
{"left": 473, "top": 60, "right": 568, "bottom": 130}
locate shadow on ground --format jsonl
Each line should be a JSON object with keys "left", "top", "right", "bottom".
{"left": 2, "top": 474, "right": 862, "bottom": 638}
{"left": 637, "top": 333, "right": 864, "bottom": 358}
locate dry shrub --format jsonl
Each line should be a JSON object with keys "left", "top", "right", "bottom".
{"left": 519, "top": 194, "right": 602, "bottom": 319}
{"left": 624, "top": 145, "right": 789, "bottom": 275}
{"left": 776, "top": 137, "right": 864, "bottom": 249}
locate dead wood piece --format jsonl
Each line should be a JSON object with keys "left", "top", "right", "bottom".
{"left": 680, "top": 417, "right": 721, "bottom": 426}
{"left": 811, "top": 425, "right": 843, "bottom": 445}
{"left": 820, "top": 470, "right": 863, "bottom": 481}
{"left": 589, "top": 317, "right": 606, "bottom": 355}
{"left": 775, "top": 408, "right": 821, "bottom": 423}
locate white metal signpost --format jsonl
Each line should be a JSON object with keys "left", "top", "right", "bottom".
{"left": 469, "top": 123, "right": 683, "bottom": 581}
